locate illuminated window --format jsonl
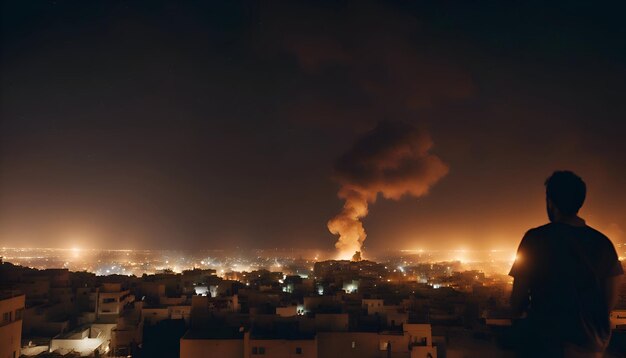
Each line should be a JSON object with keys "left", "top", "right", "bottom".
{"left": 252, "top": 347, "right": 265, "bottom": 355}
{"left": 351, "top": 341, "right": 356, "bottom": 348}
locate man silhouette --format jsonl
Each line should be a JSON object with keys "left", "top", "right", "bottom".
{"left": 509, "top": 171, "right": 623, "bottom": 357}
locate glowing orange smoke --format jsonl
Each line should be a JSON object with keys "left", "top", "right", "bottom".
{"left": 328, "top": 121, "right": 449, "bottom": 259}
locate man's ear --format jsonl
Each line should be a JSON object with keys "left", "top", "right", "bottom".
{"left": 547, "top": 198, "right": 561, "bottom": 216}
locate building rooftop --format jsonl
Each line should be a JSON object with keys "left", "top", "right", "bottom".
{"left": 0, "top": 290, "right": 24, "bottom": 301}
{"left": 182, "top": 326, "right": 245, "bottom": 340}
{"left": 250, "top": 322, "right": 316, "bottom": 340}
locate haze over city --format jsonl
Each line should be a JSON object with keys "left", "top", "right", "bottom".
{"left": 2, "top": 1, "right": 626, "bottom": 257}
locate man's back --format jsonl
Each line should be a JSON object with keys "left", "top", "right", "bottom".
{"left": 510, "top": 221, "right": 623, "bottom": 351}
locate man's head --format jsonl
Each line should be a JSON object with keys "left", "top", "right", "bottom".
{"left": 545, "top": 170, "right": 586, "bottom": 222}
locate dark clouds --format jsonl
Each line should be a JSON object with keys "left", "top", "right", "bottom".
{"left": 1, "top": 0, "right": 625, "bottom": 251}
{"left": 257, "top": 0, "right": 474, "bottom": 129}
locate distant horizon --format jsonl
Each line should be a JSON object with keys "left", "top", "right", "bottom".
{"left": 0, "top": 246, "right": 527, "bottom": 254}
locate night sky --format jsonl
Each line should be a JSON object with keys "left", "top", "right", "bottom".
{"left": 2, "top": 1, "right": 625, "bottom": 252}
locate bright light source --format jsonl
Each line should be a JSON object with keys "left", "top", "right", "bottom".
{"left": 71, "top": 247, "right": 81, "bottom": 258}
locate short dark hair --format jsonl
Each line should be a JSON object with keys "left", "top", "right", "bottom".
{"left": 545, "top": 170, "right": 586, "bottom": 216}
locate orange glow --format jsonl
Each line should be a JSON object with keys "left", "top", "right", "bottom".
{"left": 336, "top": 250, "right": 363, "bottom": 261}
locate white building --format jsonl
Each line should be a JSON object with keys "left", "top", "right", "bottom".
{"left": 49, "top": 323, "right": 116, "bottom": 356}
{"left": 181, "top": 323, "right": 437, "bottom": 358}
{"left": 0, "top": 292, "right": 25, "bottom": 358}
{"left": 96, "top": 283, "right": 134, "bottom": 323}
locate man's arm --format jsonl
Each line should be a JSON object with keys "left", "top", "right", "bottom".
{"left": 510, "top": 275, "right": 530, "bottom": 317}
{"left": 509, "top": 230, "right": 534, "bottom": 317}
{"left": 605, "top": 275, "right": 622, "bottom": 311}
{"left": 601, "top": 239, "right": 623, "bottom": 311}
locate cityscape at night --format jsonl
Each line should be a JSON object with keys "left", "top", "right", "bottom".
{"left": 0, "top": 247, "right": 525, "bottom": 277}
{"left": 2, "top": 0, "right": 626, "bottom": 357}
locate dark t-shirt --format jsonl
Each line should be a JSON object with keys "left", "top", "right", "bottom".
{"left": 509, "top": 222, "right": 623, "bottom": 350}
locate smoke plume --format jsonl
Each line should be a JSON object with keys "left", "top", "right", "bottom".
{"left": 328, "top": 121, "right": 449, "bottom": 259}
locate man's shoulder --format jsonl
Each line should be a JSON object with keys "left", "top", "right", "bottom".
{"left": 522, "top": 223, "right": 574, "bottom": 244}
{"left": 583, "top": 224, "right": 609, "bottom": 238}
{"left": 528, "top": 223, "right": 614, "bottom": 247}
{"left": 524, "top": 223, "right": 553, "bottom": 237}
{"left": 517, "top": 225, "right": 552, "bottom": 249}
{"left": 582, "top": 225, "right": 613, "bottom": 246}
